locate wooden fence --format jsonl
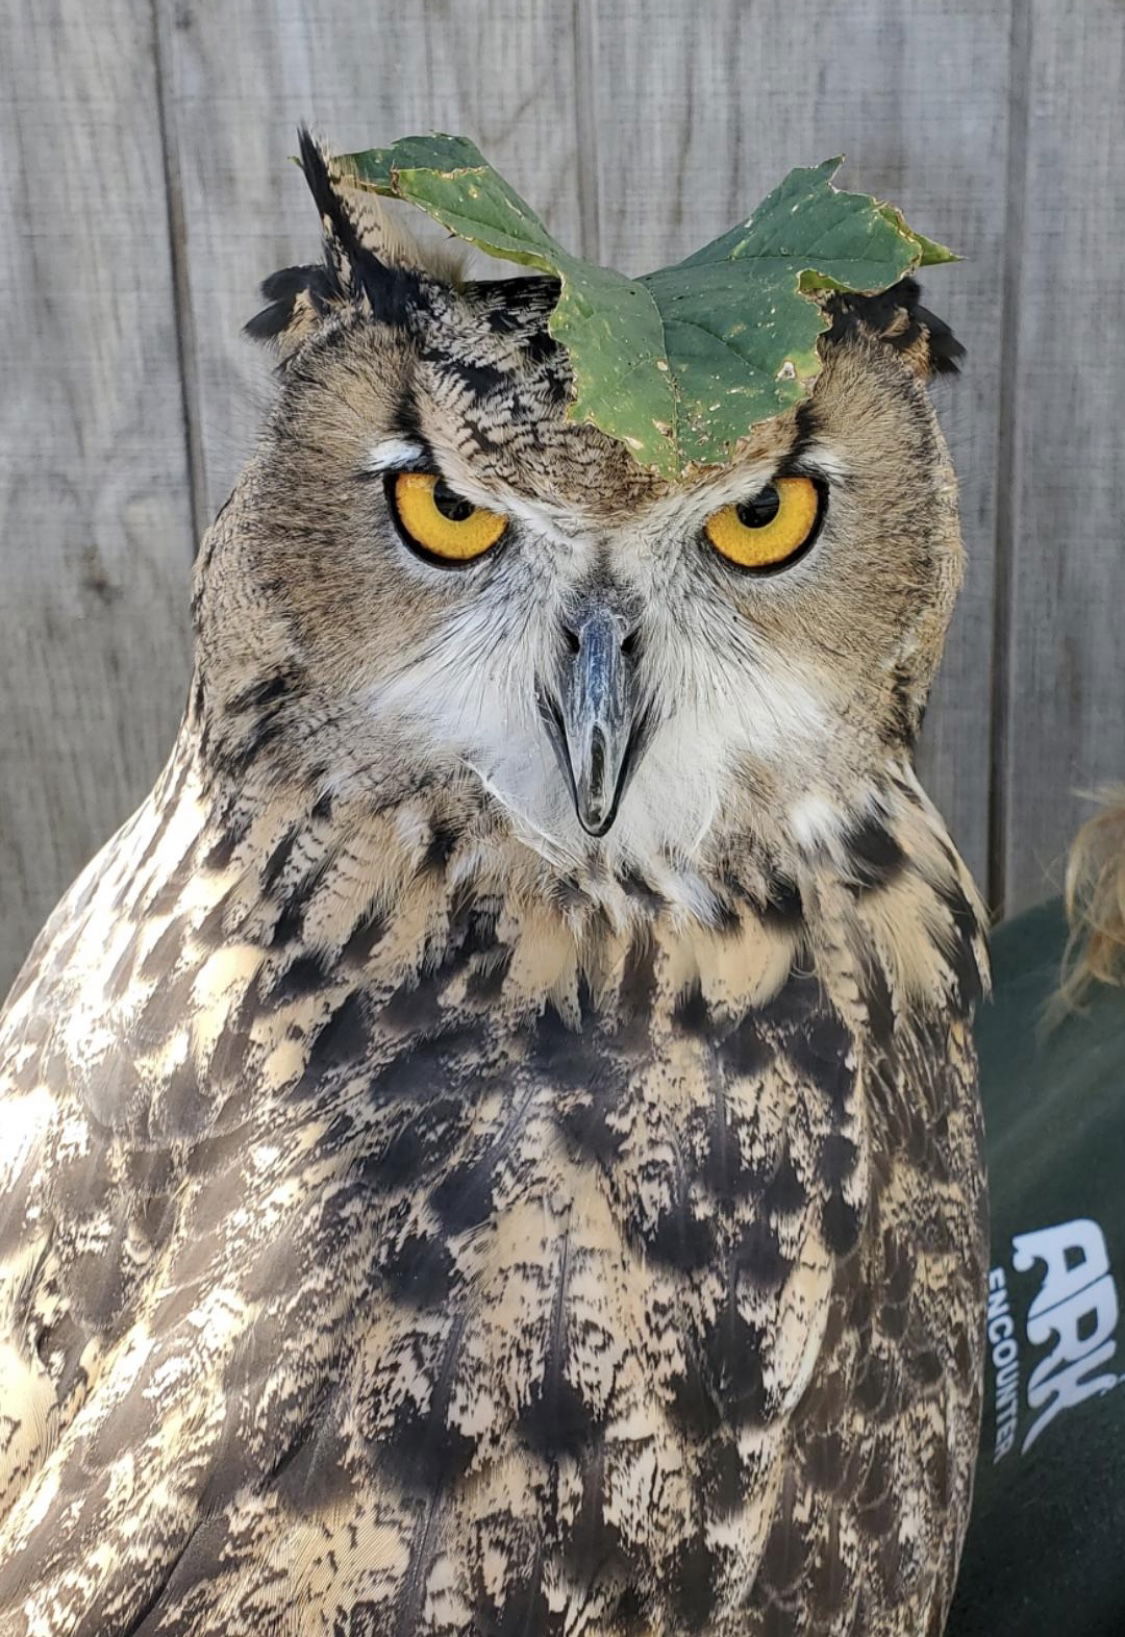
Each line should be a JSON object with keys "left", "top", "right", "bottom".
{"left": 2, "top": 0, "right": 1123, "bottom": 989}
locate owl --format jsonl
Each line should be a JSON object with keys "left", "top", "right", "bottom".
{"left": 0, "top": 134, "right": 988, "bottom": 1636}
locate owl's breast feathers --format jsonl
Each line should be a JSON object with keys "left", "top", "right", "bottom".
{"left": 0, "top": 740, "right": 987, "bottom": 1637}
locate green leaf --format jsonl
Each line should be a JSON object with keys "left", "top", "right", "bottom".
{"left": 875, "top": 201, "right": 959, "bottom": 267}
{"left": 343, "top": 138, "right": 955, "bottom": 477}
{"left": 345, "top": 137, "right": 677, "bottom": 468}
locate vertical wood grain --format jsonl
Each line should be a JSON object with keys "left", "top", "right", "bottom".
{"left": 158, "top": 0, "right": 589, "bottom": 520}
{"left": 998, "top": 1, "right": 1125, "bottom": 913}
{"left": 0, "top": 0, "right": 194, "bottom": 991}
{"left": 586, "top": 0, "right": 1013, "bottom": 894}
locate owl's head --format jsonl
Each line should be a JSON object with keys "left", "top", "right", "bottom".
{"left": 196, "top": 135, "right": 964, "bottom": 908}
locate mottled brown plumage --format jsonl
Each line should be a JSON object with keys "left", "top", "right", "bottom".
{"left": 0, "top": 136, "right": 987, "bottom": 1636}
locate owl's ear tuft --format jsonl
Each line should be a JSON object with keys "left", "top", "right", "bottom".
{"left": 246, "top": 128, "right": 460, "bottom": 358}
{"left": 821, "top": 277, "right": 964, "bottom": 380}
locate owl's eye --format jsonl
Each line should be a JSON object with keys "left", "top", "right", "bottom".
{"left": 387, "top": 471, "right": 508, "bottom": 564}
{"left": 704, "top": 476, "right": 822, "bottom": 571}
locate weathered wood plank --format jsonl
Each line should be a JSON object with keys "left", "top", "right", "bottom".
{"left": 586, "top": 0, "right": 1013, "bottom": 896}
{"left": 999, "top": 1, "right": 1125, "bottom": 914}
{"left": 159, "top": 0, "right": 588, "bottom": 519}
{"left": 0, "top": 0, "right": 194, "bottom": 992}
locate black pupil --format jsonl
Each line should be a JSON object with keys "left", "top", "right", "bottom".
{"left": 433, "top": 480, "right": 474, "bottom": 522}
{"left": 736, "top": 485, "right": 781, "bottom": 528}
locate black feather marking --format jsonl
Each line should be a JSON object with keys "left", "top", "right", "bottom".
{"left": 788, "top": 397, "right": 819, "bottom": 466}
{"left": 520, "top": 329, "right": 559, "bottom": 366}
{"left": 616, "top": 936, "right": 657, "bottom": 1047}
{"left": 260, "top": 263, "right": 326, "bottom": 304}
{"left": 429, "top": 1080, "right": 539, "bottom": 1234}
{"left": 639, "top": 1193, "right": 716, "bottom": 1274}
{"left": 381, "top": 1230, "right": 459, "bottom": 1308}
{"left": 555, "top": 1079, "right": 627, "bottom": 1166}
{"left": 617, "top": 866, "right": 666, "bottom": 913}
{"left": 154, "top": 1053, "right": 214, "bottom": 1141}
{"left": 819, "top": 1131, "right": 859, "bottom": 1188}
{"left": 265, "top": 847, "right": 340, "bottom": 947}
{"left": 420, "top": 822, "right": 459, "bottom": 873}
{"left": 666, "top": 1341, "right": 723, "bottom": 1440}
{"left": 519, "top": 1230, "right": 602, "bottom": 1459}
{"left": 756, "top": 1475, "right": 807, "bottom": 1600}
{"left": 137, "top": 917, "right": 184, "bottom": 983}
{"left": 704, "top": 1281, "right": 768, "bottom": 1425}
{"left": 530, "top": 1001, "right": 603, "bottom": 1089}
{"left": 268, "top": 898, "right": 306, "bottom": 948}
{"left": 295, "top": 991, "right": 370, "bottom": 1096}
{"left": 716, "top": 1013, "right": 773, "bottom": 1079}
{"left": 700, "top": 1436, "right": 743, "bottom": 1515}
{"left": 227, "top": 669, "right": 301, "bottom": 718}
{"left": 201, "top": 830, "right": 238, "bottom": 874}
{"left": 665, "top": 1530, "right": 720, "bottom": 1628}
{"left": 786, "top": 1012, "right": 855, "bottom": 1118}
{"left": 466, "top": 274, "right": 561, "bottom": 318}
{"left": 472, "top": 1555, "right": 555, "bottom": 1637}
{"left": 735, "top": 1220, "right": 791, "bottom": 1291}
{"left": 761, "top": 1149, "right": 807, "bottom": 1217}
{"left": 296, "top": 126, "right": 423, "bottom": 327}
{"left": 263, "top": 950, "right": 333, "bottom": 1007}
{"left": 821, "top": 1193, "right": 862, "bottom": 1256}
{"left": 422, "top": 348, "right": 509, "bottom": 401}
{"left": 465, "top": 946, "right": 514, "bottom": 1003}
{"left": 245, "top": 265, "right": 332, "bottom": 343}
{"left": 363, "top": 1096, "right": 470, "bottom": 1190}
{"left": 272, "top": 1403, "right": 354, "bottom": 1515}
{"left": 823, "top": 276, "right": 965, "bottom": 377}
{"left": 758, "top": 967, "right": 823, "bottom": 1032}
{"left": 931, "top": 875, "right": 985, "bottom": 1011}
{"left": 855, "top": 1435, "right": 900, "bottom": 1539}
{"left": 886, "top": 662, "right": 919, "bottom": 747}
{"left": 841, "top": 813, "right": 907, "bottom": 893}
{"left": 863, "top": 958, "right": 897, "bottom": 1052}
{"left": 216, "top": 711, "right": 286, "bottom": 776}
{"left": 485, "top": 303, "right": 522, "bottom": 334}
{"left": 367, "top": 1024, "right": 482, "bottom": 1105}
{"left": 673, "top": 979, "right": 711, "bottom": 1036}
{"left": 559, "top": 1442, "right": 645, "bottom": 1589}
{"left": 445, "top": 887, "right": 501, "bottom": 958}
{"left": 380, "top": 1311, "right": 476, "bottom": 1496}
{"left": 340, "top": 905, "right": 387, "bottom": 966}
{"left": 427, "top": 1157, "right": 496, "bottom": 1234}
{"left": 700, "top": 1085, "right": 763, "bottom": 1203}
{"left": 260, "top": 826, "right": 300, "bottom": 895}
{"left": 762, "top": 869, "right": 805, "bottom": 928}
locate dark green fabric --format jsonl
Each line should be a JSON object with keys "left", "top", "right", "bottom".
{"left": 949, "top": 900, "right": 1125, "bottom": 1636}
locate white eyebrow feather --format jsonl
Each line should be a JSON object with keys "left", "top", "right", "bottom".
{"left": 366, "top": 438, "right": 428, "bottom": 471}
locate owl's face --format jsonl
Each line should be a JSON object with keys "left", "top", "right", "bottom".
{"left": 199, "top": 148, "right": 963, "bottom": 902}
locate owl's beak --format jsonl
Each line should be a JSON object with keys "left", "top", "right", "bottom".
{"left": 547, "top": 605, "right": 638, "bottom": 837}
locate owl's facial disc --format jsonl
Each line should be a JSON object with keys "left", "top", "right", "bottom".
{"left": 226, "top": 263, "right": 965, "bottom": 884}
{"left": 541, "top": 602, "right": 640, "bottom": 836}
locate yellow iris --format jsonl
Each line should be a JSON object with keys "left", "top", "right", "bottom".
{"left": 704, "top": 476, "right": 821, "bottom": 570}
{"left": 390, "top": 471, "right": 508, "bottom": 563}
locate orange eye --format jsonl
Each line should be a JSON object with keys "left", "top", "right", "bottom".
{"left": 704, "top": 476, "right": 822, "bottom": 571}
{"left": 388, "top": 471, "right": 508, "bottom": 564}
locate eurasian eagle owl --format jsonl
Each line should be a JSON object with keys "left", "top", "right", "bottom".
{"left": 0, "top": 134, "right": 987, "bottom": 1636}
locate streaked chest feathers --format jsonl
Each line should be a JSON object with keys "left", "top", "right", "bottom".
{"left": 0, "top": 747, "right": 986, "bottom": 1637}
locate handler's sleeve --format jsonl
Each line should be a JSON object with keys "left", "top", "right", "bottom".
{"left": 948, "top": 899, "right": 1125, "bottom": 1637}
